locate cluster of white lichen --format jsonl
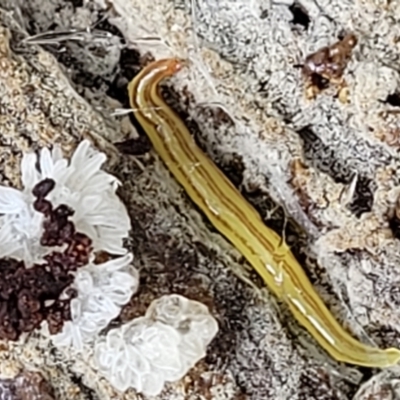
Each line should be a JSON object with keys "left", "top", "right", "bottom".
{"left": 51, "top": 253, "right": 139, "bottom": 351}
{"left": 93, "top": 294, "right": 219, "bottom": 396}
{"left": 0, "top": 140, "right": 218, "bottom": 396}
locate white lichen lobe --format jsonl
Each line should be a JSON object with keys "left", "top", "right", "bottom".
{"left": 51, "top": 252, "right": 139, "bottom": 351}
{"left": 93, "top": 294, "right": 219, "bottom": 396}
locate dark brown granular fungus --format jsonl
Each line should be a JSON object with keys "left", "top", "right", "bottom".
{"left": 0, "top": 371, "right": 55, "bottom": 400}
{"left": 0, "top": 178, "right": 93, "bottom": 341}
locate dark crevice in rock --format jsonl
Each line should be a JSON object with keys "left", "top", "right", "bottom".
{"left": 296, "top": 127, "right": 374, "bottom": 216}
{"left": 109, "top": 49, "right": 156, "bottom": 153}
{"left": 67, "top": 0, "right": 84, "bottom": 9}
{"left": 384, "top": 93, "right": 400, "bottom": 107}
{"left": 106, "top": 47, "right": 142, "bottom": 103}
{"left": 289, "top": 2, "right": 311, "bottom": 30}
{"left": 69, "top": 375, "right": 99, "bottom": 400}
{"left": 309, "top": 73, "right": 330, "bottom": 91}
{"left": 296, "top": 126, "right": 352, "bottom": 184}
{"left": 346, "top": 176, "right": 375, "bottom": 218}
{"left": 260, "top": 9, "right": 269, "bottom": 20}
{"left": 389, "top": 214, "right": 400, "bottom": 240}
{"left": 114, "top": 136, "right": 152, "bottom": 156}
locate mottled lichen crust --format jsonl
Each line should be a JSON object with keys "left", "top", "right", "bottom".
{"left": 1, "top": 0, "right": 400, "bottom": 399}
{"left": 0, "top": 9, "right": 118, "bottom": 187}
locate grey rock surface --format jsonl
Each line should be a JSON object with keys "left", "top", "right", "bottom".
{"left": 0, "top": 0, "right": 399, "bottom": 399}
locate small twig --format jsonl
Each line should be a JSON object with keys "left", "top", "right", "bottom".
{"left": 108, "top": 106, "right": 163, "bottom": 117}
{"left": 21, "top": 28, "right": 114, "bottom": 45}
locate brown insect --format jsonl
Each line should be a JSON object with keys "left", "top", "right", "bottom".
{"left": 303, "top": 33, "right": 358, "bottom": 80}
{"left": 302, "top": 33, "right": 358, "bottom": 100}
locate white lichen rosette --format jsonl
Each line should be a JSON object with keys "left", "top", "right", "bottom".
{"left": 93, "top": 294, "right": 219, "bottom": 396}
{"left": 51, "top": 252, "right": 139, "bottom": 352}
{"left": 94, "top": 317, "right": 183, "bottom": 395}
{"left": 0, "top": 140, "right": 138, "bottom": 349}
{"left": 146, "top": 294, "right": 219, "bottom": 370}
{"left": 0, "top": 140, "right": 130, "bottom": 266}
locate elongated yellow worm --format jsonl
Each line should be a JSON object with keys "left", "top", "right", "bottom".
{"left": 128, "top": 58, "right": 400, "bottom": 368}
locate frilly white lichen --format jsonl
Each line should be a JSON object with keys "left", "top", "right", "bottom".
{"left": 93, "top": 294, "right": 219, "bottom": 396}
{"left": 0, "top": 140, "right": 130, "bottom": 266}
{"left": 51, "top": 253, "right": 139, "bottom": 351}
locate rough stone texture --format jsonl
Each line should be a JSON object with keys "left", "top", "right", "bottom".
{"left": 0, "top": 371, "right": 55, "bottom": 400}
{"left": 0, "top": 0, "right": 399, "bottom": 399}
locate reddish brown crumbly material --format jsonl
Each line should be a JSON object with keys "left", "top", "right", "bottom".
{"left": 302, "top": 33, "right": 357, "bottom": 99}
{"left": 0, "top": 178, "right": 93, "bottom": 341}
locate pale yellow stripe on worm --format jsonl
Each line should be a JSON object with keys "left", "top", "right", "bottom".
{"left": 128, "top": 58, "right": 400, "bottom": 368}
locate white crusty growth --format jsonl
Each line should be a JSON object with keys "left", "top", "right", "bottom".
{"left": 51, "top": 253, "right": 139, "bottom": 352}
{"left": 93, "top": 294, "right": 219, "bottom": 396}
